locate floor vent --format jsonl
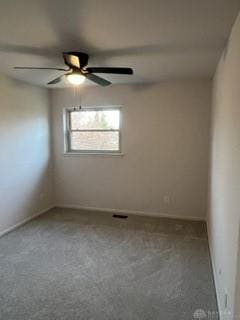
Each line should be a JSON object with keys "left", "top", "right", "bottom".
{"left": 112, "top": 214, "right": 128, "bottom": 219}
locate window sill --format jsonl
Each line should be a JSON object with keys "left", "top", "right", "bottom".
{"left": 63, "top": 152, "right": 124, "bottom": 157}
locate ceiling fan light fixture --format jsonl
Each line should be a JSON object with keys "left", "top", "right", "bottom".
{"left": 67, "top": 73, "right": 85, "bottom": 85}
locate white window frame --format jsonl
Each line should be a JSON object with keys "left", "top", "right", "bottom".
{"left": 64, "top": 106, "right": 122, "bottom": 155}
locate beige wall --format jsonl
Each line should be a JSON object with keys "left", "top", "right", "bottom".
{"left": 208, "top": 13, "right": 240, "bottom": 320}
{"left": 0, "top": 74, "right": 53, "bottom": 235}
{"left": 51, "top": 80, "right": 211, "bottom": 220}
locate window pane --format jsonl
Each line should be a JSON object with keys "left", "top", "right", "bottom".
{"left": 71, "top": 110, "right": 120, "bottom": 130}
{"left": 71, "top": 131, "right": 119, "bottom": 151}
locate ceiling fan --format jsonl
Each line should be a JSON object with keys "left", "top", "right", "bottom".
{"left": 14, "top": 51, "right": 134, "bottom": 86}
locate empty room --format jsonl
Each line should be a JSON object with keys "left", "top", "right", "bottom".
{"left": 1, "top": 1, "right": 240, "bottom": 319}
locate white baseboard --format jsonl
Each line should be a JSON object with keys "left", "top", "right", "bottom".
{"left": 209, "top": 247, "right": 222, "bottom": 320}
{"left": 206, "top": 221, "right": 222, "bottom": 319}
{"left": 0, "top": 205, "right": 55, "bottom": 238}
{"left": 56, "top": 204, "right": 206, "bottom": 222}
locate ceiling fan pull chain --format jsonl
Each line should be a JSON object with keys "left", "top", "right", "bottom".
{"left": 77, "top": 86, "right": 82, "bottom": 109}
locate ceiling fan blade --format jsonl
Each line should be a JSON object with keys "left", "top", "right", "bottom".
{"left": 86, "top": 67, "right": 133, "bottom": 74}
{"left": 85, "top": 73, "right": 111, "bottom": 86}
{"left": 14, "top": 66, "right": 69, "bottom": 71}
{"left": 48, "top": 74, "right": 66, "bottom": 85}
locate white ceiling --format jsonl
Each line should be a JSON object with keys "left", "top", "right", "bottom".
{"left": 0, "top": 0, "right": 239, "bottom": 87}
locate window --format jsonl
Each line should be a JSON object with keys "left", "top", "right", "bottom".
{"left": 65, "top": 107, "right": 121, "bottom": 154}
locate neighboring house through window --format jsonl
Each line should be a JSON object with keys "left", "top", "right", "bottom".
{"left": 64, "top": 107, "right": 121, "bottom": 154}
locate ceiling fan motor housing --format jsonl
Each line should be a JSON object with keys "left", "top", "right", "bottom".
{"left": 63, "top": 51, "right": 89, "bottom": 69}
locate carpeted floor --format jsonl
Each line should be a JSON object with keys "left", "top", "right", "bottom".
{"left": 0, "top": 208, "right": 218, "bottom": 320}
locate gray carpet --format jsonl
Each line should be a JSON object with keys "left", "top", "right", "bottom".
{"left": 0, "top": 208, "right": 218, "bottom": 320}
